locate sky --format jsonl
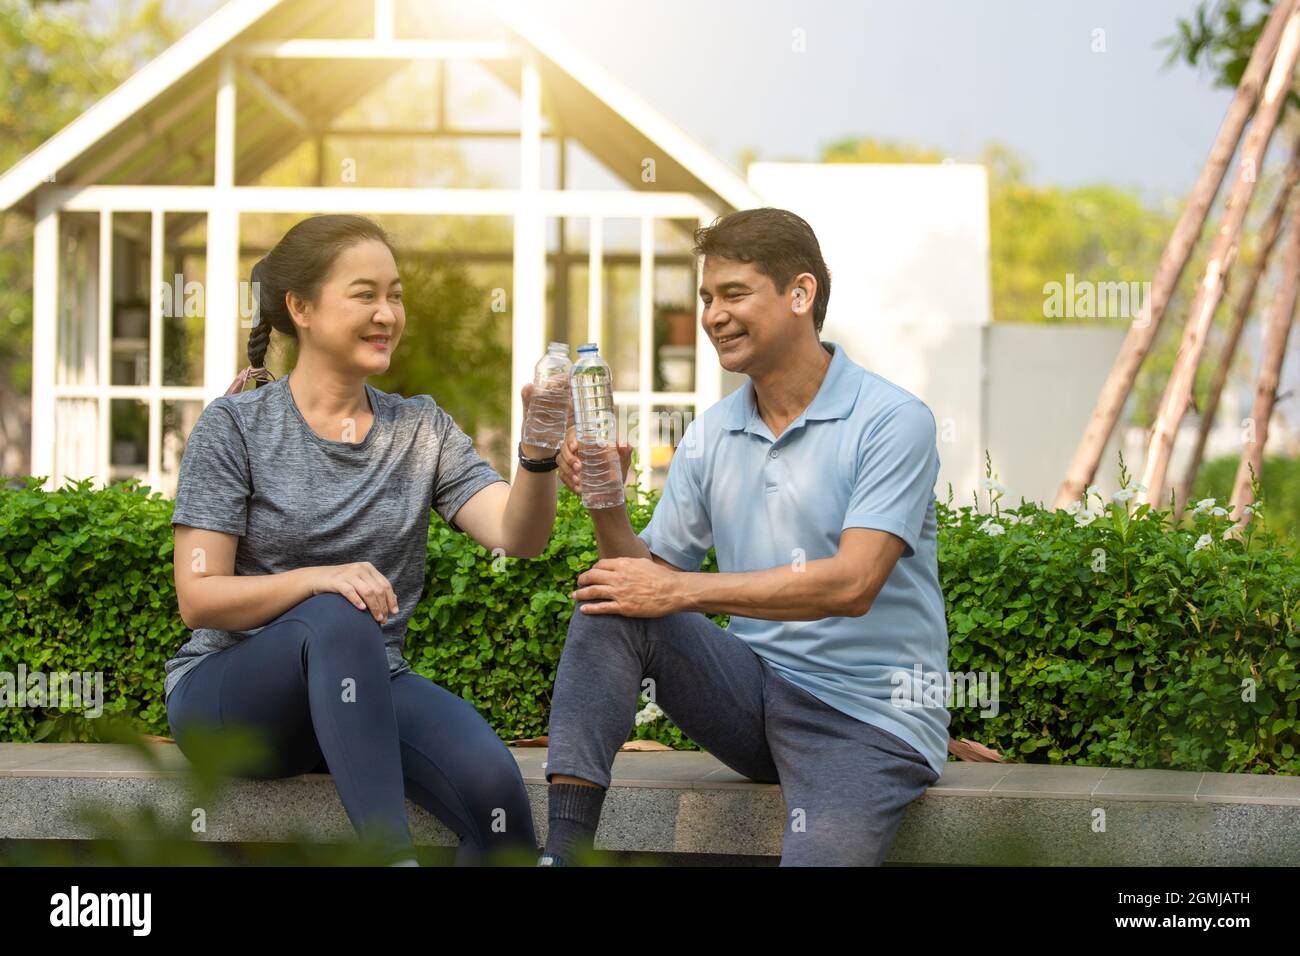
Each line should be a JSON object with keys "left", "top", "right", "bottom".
{"left": 534, "top": 0, "right": 1241, "bottom": 205}
{"left": 159, "top": 0, "right": 1249, "bottom": 206}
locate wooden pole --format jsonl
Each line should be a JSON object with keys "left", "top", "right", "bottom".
{"left": 1175, "top": 134, "right": 1300, "bottom": 512}
{"left": 1052, "top": 0, "right": 1296, "bottom": 509}
{"left": 1229, "top": 199, "right": 1300, "bottom": 523}
{"left": 1138, "top": 1, "right": 1300, "bottom": 506}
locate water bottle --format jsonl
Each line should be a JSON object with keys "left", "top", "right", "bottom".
{"left": 571, "top": 343, "right": 624, "bottom": 509}
{"left": 522, "top": 342, "right": 572, "bottom": 450}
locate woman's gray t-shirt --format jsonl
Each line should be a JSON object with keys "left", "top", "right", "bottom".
{"left": 164, "top": 374, "right": 505, "bottom": 703}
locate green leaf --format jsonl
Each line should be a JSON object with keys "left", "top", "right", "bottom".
{"left": 1003, "top": 609, "right": 1029, "bottom": 630}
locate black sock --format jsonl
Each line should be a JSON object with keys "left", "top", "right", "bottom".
{"left": 543, "top": 782, "right": 607, "bottom": 864}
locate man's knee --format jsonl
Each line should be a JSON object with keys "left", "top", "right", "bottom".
{"left": 566, "top": 600, "right": 637, "bottom": 640}
{"left": 567, "top": 602, "right": 704, "bottom": 634}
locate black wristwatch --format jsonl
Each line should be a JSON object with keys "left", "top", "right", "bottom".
{"left": 517, "top": 441, "right": 560, "bottom": 472}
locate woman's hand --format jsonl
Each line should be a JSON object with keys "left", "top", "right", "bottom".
{"left": 306, "top": 562, "right": 398, "bottom": 625}
{"left": 519, "top": 381, "right": 562, "bottom": 460}
{"left": 557, "top": 425, "right": 633, "bottom": 498}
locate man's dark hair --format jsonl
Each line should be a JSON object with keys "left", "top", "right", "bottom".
{"left": 692, "top": 207, "right": 832, "bottom": 333}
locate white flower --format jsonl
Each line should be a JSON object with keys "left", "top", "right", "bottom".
{"left": 1194, "top": 533, "right": 1212, "bottom": 551}
{"left": 1021, "top": 515, "right": 1034, "bottom": 525}
{"left": 1112, "top": 488, "right": 1135, "bottom": 503}
{"left": 1067, "top": 500, "right": 1084, "bottom": 516}
{"left": 980, "top": 519, "right": 1005, "bottom": 536}
{"left": 1075, "top": 512, "right": 1097, "bottom": 527}
{"left": 1086, "top": 484, "right": 1101, "bottom": 499}
{"left": 1211, "top": 506, "right": 1228, "bottom": 517}
{"left": 1244, "top": 504, "right": 1255, "bottom": 516}
{"left": 1194, "top": 498, "right": 1216, "bottom": 514}
{"left": 1005, "top": 513, "right": 1021, "bottom": 525}
{"left": 1223, "top": 524, "right": 1243, "bottom": 540}
{"left": 980, "top": 477, "right": 1006, "bottom": 494}
{"left": 634, "top": 700, "right": 665, "bottom": 726}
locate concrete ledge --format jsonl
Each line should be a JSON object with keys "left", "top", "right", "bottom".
{"left": 2, "top": 743, "right": 1299, "bottom": 864}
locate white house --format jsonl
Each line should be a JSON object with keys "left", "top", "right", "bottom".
{"left": 0, "top": 0, "right": 1130, "bottom": 507}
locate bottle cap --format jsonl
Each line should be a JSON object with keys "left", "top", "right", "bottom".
{"left": 548, "top": 341, "right": 568, "bottom": 351}
{"left": 577, "top": 342, "right": 598, "bottom": 352}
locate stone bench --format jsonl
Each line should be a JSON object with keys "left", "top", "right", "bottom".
{"left": 2, "top": 742, "right": 1298, "bottom": 864}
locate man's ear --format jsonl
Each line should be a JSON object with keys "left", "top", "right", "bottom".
{"left": 789, "top": 273, "right": 816, "bottom": 317}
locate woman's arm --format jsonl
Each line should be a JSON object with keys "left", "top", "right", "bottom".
{"left": 175, "top": 525, "right": 313, "bottom": 630}
{"left": 174, "top": 526, "right": 399, "bottom": 629}
{"left": 450, "top": 384, "right": 558, "bottom": 559}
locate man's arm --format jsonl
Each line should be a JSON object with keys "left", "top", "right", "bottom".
{"left": 576, "top": 399, "right": 938, "bottom": 620}
{"left": 589, "top": 506, "right": 650, "bottom": 560}
{"left": 587, "top": 508, "right": 680, "bottom": 570}
{"left": 682, "top": 528, "right": 904, "bottom": 618}
{"left": 557, "top": 425, "right": 681, "bottom": 568}
{"left": 572, "top": 527, "right": 904, "bottom": 619}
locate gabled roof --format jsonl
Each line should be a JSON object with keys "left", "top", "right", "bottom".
{"left": 0, "top": 0, "right": 760, "bottom": 216}
{"left": 485, "top": 0, "right": 761, "bottom": 210}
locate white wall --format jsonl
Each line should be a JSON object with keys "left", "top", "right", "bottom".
{"left": 746, "top": 161, "right": 991, "bottom": 502}
{"left": 984, "top": 323, "right": 1130, "bottom": 506}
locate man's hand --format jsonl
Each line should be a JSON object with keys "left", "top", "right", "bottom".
{"left": 570, "top": 556, "right": 681, "bottom": 616}
{"left": 557, "top": 424, "right": 633, "bottom": 497}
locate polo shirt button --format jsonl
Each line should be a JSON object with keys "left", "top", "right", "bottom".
{"left": 770, "top": 449, "right": 779, "bottom": 459}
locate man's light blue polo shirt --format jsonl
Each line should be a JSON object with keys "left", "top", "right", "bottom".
{"left": 638, "top": 340, "right": 951, "bottom": 777}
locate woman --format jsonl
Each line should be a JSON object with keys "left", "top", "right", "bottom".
{"left": 164, "top": 214, "right": 561, "bottom": 866}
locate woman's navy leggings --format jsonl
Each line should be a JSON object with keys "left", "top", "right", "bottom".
{"left": 166, "top": 592, "right": 538, "bottom": 865}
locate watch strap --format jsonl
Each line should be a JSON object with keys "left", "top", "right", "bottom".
{"left": 517, "top": 441, "right": 560, "bottom": 472}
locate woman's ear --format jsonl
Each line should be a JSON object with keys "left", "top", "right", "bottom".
{"left": 286, "top": 290, "right": 310, "bottom": 330}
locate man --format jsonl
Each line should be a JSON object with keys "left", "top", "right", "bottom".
{"left": 541, "top": 207, "right": 950, "bottom": 866}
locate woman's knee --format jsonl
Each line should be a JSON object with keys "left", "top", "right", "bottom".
{"left": 291, "top": 592, "right": 387, "bottom": 661}
{"left": 296, "top": 591, "right": 380, "bottom": 630}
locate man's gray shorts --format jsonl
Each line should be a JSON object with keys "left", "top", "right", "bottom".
{"left": 545, "top": 600, "right": 943, "bottom": 866}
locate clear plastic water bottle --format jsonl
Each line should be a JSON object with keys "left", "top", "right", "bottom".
{"left": 571, "top": 343, "right": 624, "bottom": 509}
{"left": 522, "top": 342, "right": 572, "bottom": 450}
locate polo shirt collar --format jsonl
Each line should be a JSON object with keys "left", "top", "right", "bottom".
{"left": 723, "top": 340, "right": 861, "bottom": 434}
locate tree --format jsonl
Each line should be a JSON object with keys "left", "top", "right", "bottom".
{"left": 0, "top": 0, "right": 185, "bottom": 477}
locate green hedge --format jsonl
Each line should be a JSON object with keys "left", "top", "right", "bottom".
{"left": 1195, "top": 454, "right": 1300, "bottom": 551}
{"left": 0, "top": 475, "right": 717, "bottom": 751}
{"left": 1, "top": 459, "right": 1297, "bottom": 773}
{"left": 941, "top": 457, "right": 1299, "bottom": 772}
